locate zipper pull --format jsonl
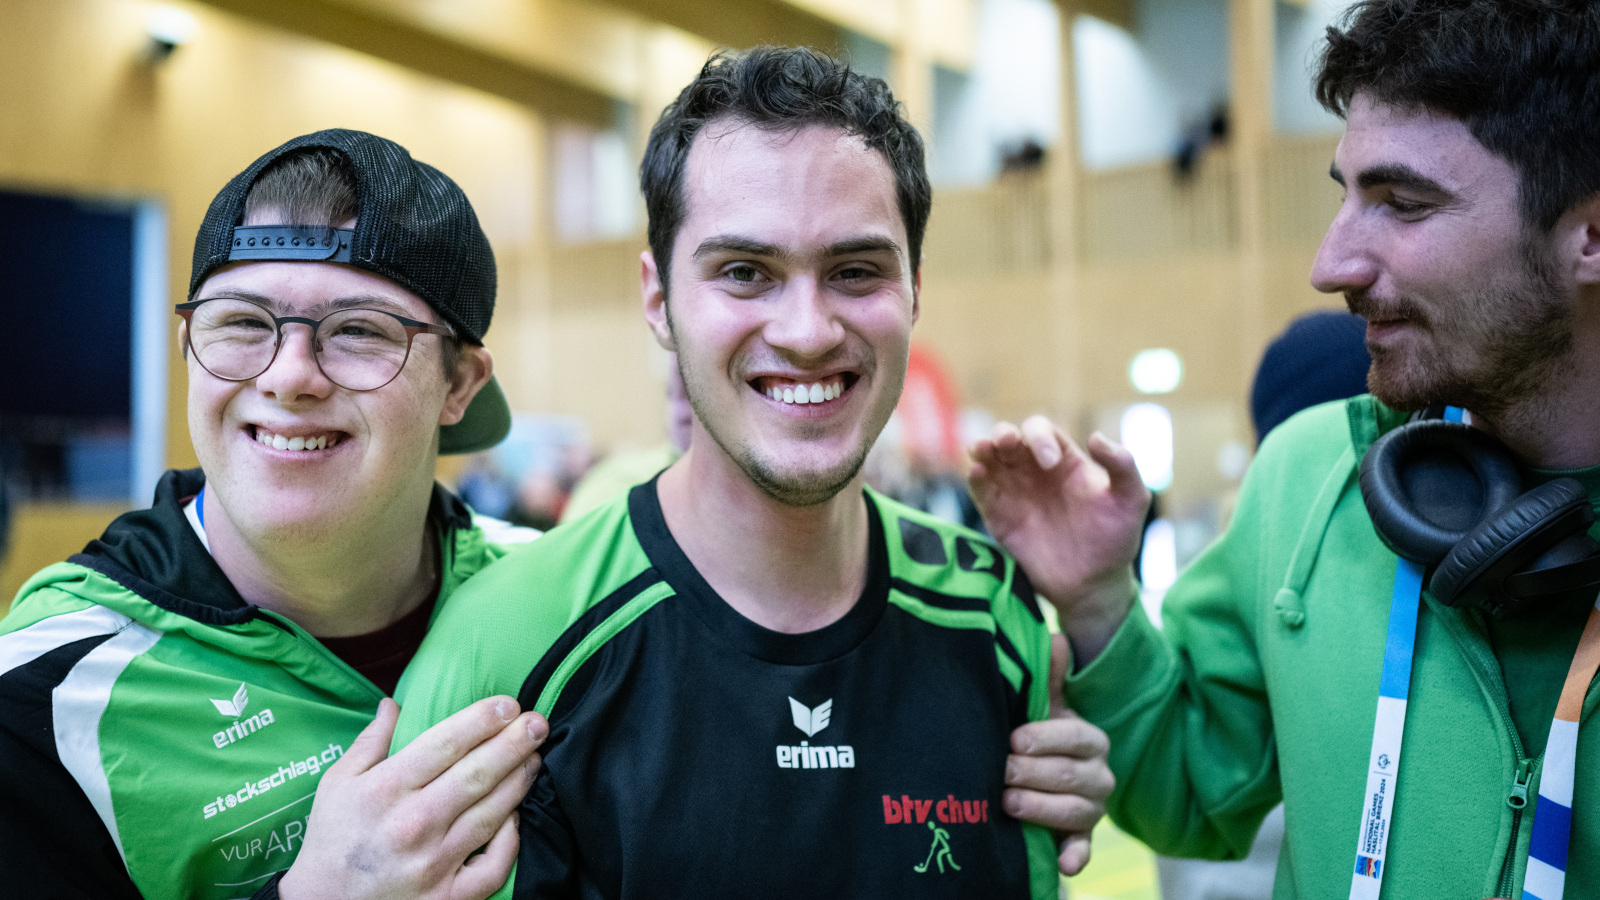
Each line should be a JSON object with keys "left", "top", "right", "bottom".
{"left": 1507, "top": 760, "right": 1533, "bottom": 810}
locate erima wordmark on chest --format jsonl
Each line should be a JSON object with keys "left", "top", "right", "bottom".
{"left": 775, "top": 697, "right": 857, "bottom": 769}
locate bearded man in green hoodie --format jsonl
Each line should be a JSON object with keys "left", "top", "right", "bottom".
{"left": 970, "top": 2, "right": 1600, "bottom": 899}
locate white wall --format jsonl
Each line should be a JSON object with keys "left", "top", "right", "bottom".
{"left": 1274, "top": 0, "right": 1354, "bottom": 135}
{"left": 928, "top": 0, "right": 1063, "bottom": 186}
{"left": 1074, "top": 0, "right": 1228, "bottom": 171}
{"left": 822, "top": 0, "right": 1346, "bottom": 183}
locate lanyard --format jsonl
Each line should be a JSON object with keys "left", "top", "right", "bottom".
{"left": 1350, "top": 407, "right": 1600, "bottom": 898}
{"left": 1524, "top": 605, "right": 1600, "bottom": 900}
{"left": 1347, "top": 557, "right": 1423, "bottom": 899}
{"left": 184, "top": 485, "right": 212, "bottom": 553}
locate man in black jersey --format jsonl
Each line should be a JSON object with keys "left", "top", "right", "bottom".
{"left": 395, "top": 47, "right": 1114, "bottom": 898}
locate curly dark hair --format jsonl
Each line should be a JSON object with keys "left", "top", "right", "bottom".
{"left": 1316, "top": 0, "right": 1600, "bottom": 231}
{"left": 640, "top": 46, "right": 931, "bottom": 293}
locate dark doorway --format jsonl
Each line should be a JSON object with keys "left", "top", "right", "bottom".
{"left": 0, "top": 189, "right": 137, "bottom": 502}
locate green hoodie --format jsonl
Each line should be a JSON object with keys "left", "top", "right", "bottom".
{"left": 1065, "top": 396, "right": 1600, "bottom": 899}
{"left": 0, "top": 469, "right": 534, "bottom": 900}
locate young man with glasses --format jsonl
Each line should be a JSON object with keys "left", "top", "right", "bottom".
{"left": 0, "top": 130, "right": 545, "bottom": 900}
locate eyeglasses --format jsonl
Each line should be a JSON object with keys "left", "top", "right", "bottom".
{"left": 175, "top": 297, "right": 454, "bottom": 392}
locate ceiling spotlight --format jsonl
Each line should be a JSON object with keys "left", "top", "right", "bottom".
{"left": 1129, "top": 348, "right": 1183, "bottom": 395}
{"left": 145, "top": 6, "right": 198, "bottom": 63}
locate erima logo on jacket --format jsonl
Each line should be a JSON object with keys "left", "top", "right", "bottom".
{"left": 210, "top": 683, "right": 276, "bottom": 749}
{"left": 776, "top": 697, "right": 856, "bottom": 769}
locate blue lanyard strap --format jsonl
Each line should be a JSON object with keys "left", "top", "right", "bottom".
{"left": 1348, "top": 558, "right": 1424, "bottom": 899}
{"left": 1351, "top": 406, "right": 1596, "bottom": 899}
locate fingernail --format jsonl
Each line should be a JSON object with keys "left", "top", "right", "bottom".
{"left": 495, "top": 699, "right": 515, "bottom": 721}
{"left": 1041, "top": 446, "right": 1062, "bottom": 467}
{"left": 1004, "top": 760, "right": 1018, "bottom": 782}
{"left": 1003, "top": 792, "right": 1023, "bottom": 816}
{"left": 527, "top": 716, "right": 547, "bottom": 742}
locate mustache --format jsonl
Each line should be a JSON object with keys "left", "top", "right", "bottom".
{"left": 1345, "top": 290, "right": 1430, "bottom": 328}
{"left": 736, "top": 350, "right": 870, "bottom": 380}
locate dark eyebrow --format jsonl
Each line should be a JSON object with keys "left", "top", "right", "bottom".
{"left": 826, "top": 236, "right": 902, "bottom": 258}
{"left": 1350, "top": 163, "right": 1453, "bottom": 198}
{"left": 691, "top": 235, "right": 903, "bottom": 262}
{"left": 693, "top": 237, "right": 790, "bottom": 262}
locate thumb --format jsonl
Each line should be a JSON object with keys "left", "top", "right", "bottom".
{"left": 1048, "top": 633, "right": 1071, "bottom": 718}
{"left": 337, "top": 697, "right": 400, "bottom": 777}
{"left": 1087, "top": 432, "right": 1149, "bottom": 506}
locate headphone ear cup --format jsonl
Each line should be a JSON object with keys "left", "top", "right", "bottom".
{"left": 1431, "top": 478, "right": 1594, "bottom": 609}
{"left": 1359, "top": 420, "right": 1522, "bottom": 563}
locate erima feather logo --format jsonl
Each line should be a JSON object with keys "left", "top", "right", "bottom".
{"left": 211, "top": 683, "right": 249, "bottom": 718}
{"left": 789, "top": 697, "right": 832, "bottom": 737}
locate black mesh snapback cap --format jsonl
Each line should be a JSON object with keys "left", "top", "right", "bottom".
{"left": 189, "top": 128, "right": 510, "bottom": 455}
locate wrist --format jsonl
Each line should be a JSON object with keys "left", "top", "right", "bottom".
{"left": 1052, "top": 570, "right": 1137, "bottom": 667}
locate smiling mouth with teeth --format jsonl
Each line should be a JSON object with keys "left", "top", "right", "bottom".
{"left": 252, "top": 427, "right": 340, "bottom": 452}
{"left": 753, "top": 374, "right": 852, "bottom": 406}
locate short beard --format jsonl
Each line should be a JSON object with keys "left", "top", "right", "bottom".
{"left": 669, "top": 327, "right": 877, "bottom": 509}
{"left": 733, "top": 441, "right": 871, "bottom": 508}
{"left": 1352, "top": 237, "right": 1575, "bottom": 416}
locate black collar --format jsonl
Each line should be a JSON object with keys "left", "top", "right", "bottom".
{"left": 70, "top": 468, "right": 473, "bottom": 627}
{"left": 627, "top": 477, "right": 889, "bottom": 665}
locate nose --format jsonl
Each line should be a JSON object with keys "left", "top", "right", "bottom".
{"left": 763, "top": 277, "right": 845, "bottom": 361}
{"left": 1310, "top": 202, "right": 1379, "bottom": 295}
{"left": 254, "top": 323, "right": 335, "bottom": 401}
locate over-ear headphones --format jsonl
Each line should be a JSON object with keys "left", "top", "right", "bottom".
{"left": 1359, "top": 416, "right": 1600, "bottom": 617}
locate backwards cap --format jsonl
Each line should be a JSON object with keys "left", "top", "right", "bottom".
{"left": 189, "top": 129, "right": 509, "bottom": 454}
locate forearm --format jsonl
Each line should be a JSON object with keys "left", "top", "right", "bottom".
{"left": 1063, "top": 601, "right": 1277, "bottom": 860}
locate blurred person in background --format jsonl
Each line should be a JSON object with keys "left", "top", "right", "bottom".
{"left": 969, "top": 2, "right": 1600, "bottom": 897}
{"left": 459, "top": 416, "right": 594, "bottom": 530}
{"left": 559, "top": 353, "right": 692, "bottom": 523}
{"left": 395, "top": 46, "right": 1115, "bottom": 898}
{"left": 1156, "top": 309, "right": 1370, "bottom": 900}
{"left": 1248, "top": 310, "right": 1372, "bottom": 446}
{"left": 0, "top": 130, "right": 544, "bottom": 900}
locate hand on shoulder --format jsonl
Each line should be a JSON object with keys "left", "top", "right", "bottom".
{"left": 278, "top": 696, "right": 546, "bottom": 900}
{"left": 969, "top": 415, "right": 1148, "bottom": 662}
{"left": 1004, "top": 634, "right": 1115, "bottom": 876}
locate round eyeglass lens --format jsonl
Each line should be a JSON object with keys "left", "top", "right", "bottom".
{"left": 188, "top": 298, "right": 279, "bottom": 381}
{"left": 314, "top": 308, "right": 414, "bottom": 391}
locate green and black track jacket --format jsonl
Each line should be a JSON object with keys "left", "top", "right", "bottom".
{"left": 0, "top": 468, "right": 529, "bottom": 900}
{"left": 394, "top": 479, "right": 1061, "bottom": 899}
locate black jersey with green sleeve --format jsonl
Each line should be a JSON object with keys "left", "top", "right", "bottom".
{"left": 393, "top": 478, "right": 1060, "bottom": 899}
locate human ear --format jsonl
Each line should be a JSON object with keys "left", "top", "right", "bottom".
{"left": 1575, "top": 192, "right": 1600, "bottom": 286}
{"left": 641, "top": 250, "right": 676, "bottom": 351}
{"left": 438, "top": 344, "right": 494, "bottom": 426}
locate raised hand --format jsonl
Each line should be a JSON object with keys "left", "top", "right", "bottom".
{"left": 277, "top": 696, "right": 546, "bottom": 900}
{"left": 970, "top": 415, "right": 1149, "bottom": 661}
{"left": 1005, "top": 634, "right": 1115, "bottom": 875}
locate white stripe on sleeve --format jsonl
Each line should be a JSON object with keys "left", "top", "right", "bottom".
{"left": 53, "top": 621, "right": 162, "bottom": 862}
{"left": 0, "top": 605, "right": 134, "bottom": 679}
